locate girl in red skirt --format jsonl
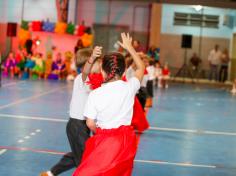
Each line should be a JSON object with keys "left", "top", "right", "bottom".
{"left": 73, "top": 33, "right": 145, "bottom": 176}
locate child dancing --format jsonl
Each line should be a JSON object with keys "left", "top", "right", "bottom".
{"left": 40, "top": 47, "right": 102, "bottom": 176}
{"left": 73, "top": 33, "right": 145, "bottom": 176}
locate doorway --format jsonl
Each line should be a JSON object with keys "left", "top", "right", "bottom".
{"left": 93, "top": 24, "right": 129, "bottom": 53}
{"left": 231, "top": 33, "right": 236, "bottom": 81}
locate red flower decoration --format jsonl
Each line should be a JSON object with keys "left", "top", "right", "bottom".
{"left": 86, "top": 73, "right": 104, "bottom": 90}
{"left": 122, "top": 75, "right": 127, "bottom": 82}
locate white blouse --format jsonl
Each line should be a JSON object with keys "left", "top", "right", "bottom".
{"left": 84, "top": 77, "right": 140, "bottom": 129}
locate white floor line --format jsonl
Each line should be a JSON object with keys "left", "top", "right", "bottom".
{"left": 1, "top": 113, "right": 236, "bottom": 137}
{"left": 149, "top": 127, "right": 236, "bottom": 136}
{"left": 0, "top": 114, "right": 67, "bottom": 122}
{"left": 0, "top": 149, "right": 7, "bottom": 155}
{"left": 134, "top": 159, "right": 216, "bottom": 168}
{"left": 1, "top": 81, "right": 26, "bottom": 87}
{"left": 149, "top": 127, "right": 197, "bottom": 133}
{"left": 0, "top": 86, "right": 67, "bottom": 110}
{"left": 0, "top": 146, "right": 217, "bottom": 169}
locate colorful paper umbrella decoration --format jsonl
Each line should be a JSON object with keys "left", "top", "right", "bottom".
{"left": 42, "top": 22, "right": 55, "bottom": 32}
{"left": 81, "top": 33, "right": 93, "bottom": 47}
{"left": 54, "top": 22, "right": 67, "bottom": 34}
{"left": 18, "top": 28, "right": 31, "bottom": 46}
{"left": 66, "top": 23, "right": 75, "bottom": 34}
{"left": 74, "top": 25, "right": 85, "bottom": 36}
{"left": 78, "top": 25, "right": 85, "bottom": 36}
{"left": 32, "top": 21, "right": 42, "bottom": 31}
{"left": 21, "top": 20, "right": 29, "bottom": 30}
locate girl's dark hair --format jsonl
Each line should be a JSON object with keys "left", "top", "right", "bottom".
{"left": 102, "top": 52, "right": 126, "bottom": 83}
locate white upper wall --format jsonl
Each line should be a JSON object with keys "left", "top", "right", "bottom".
{"left": 0, "top": 0, "right": 76, "bottom": 23}
{"left": 161, "top": 4, "right": 235, "bottom": 38}
{"left": 77, "top": 0, "right": 150, "bottom": 32}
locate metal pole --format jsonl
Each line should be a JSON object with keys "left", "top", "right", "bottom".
{"left": 146, "top": 4, "right": 152, "bottom": 51}
{"left": 74, "top": 0, "right": 79, "bottom": 24}
{"left": 198, "top": 8, "right": 204, "bottom": 59}
{"left": 21, "top": 0, "right": 25, "bottom": 21}
{"left": 106, "top": 0, "right": 111, "bottom": 52}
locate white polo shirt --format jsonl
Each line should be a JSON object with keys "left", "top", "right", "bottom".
{"left": 69, "top": 74, "right": 90, "bottom": 120}
{"left": 83, "top": 77, "right": 140, "bottom": 129}
{"left": 126, "top": 66, "right": 135, "bottom": 80}
{"left": 141, "top": 74, "right": 148, "bottom": 87}
{"left": 147, "top": 65, "right": 156, "bottom": 80}
{"left": 208, "top": 49, "right": 221, "bottom": 65}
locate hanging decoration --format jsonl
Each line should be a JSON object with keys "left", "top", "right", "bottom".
{"left": 81, "top": 33, "right": 93, "bottom": 47}
{"left": 31, "top": 21, "right": 42, "bottom": 31}
{"left": 18, "top": 20, "right": 93, "bottom": 47}
{"left": 18, "top": 28, "right": 31, "bottom": 46}
{"left": 42, "top": 21, "right": 55, "bottom": 32}
{"left": 21, "top": 20, "right": 29, "bottom": 30}
{"left": 66, "top": 23, "right": 75, "bottom": 34}
{"left": 54, "top": 22, "right": 67, "bottom": 34}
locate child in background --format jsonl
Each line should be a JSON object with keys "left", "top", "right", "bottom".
{"left": 44, "top": 52, "right": 53, "bottom": 80}
{"left": 68, "top": 56, "right": 78, "bottom": 81}
{"left": 64, "top": 51, "right": 77, "bottom": 81}
{"left": 3, "top": 52, "right": 17, "bottom": 78}
{"left": 16, "top": 50, "right": 27, "bottom": 78}
{"left": 64, "top": 51, "right": 73, "bottom": 75}
{"left": 40, "top": 47, "right": 102, "bottom": 176}
{"left": 24, "top": 53, "right": 35, "bottom": 78}
{"left": 162, "top": 62, "right": 170, "bottom": 88}
{"left": 136, "top": 54, "right": 148, "bottom": 110}
{"left": 32, "top": 53, "right": 44, "bottom": 79}
{"left": 146, "top": 59, "right": 155, "bottom": 107}
{"left": 155, "top": 62, "right": 162, "bottom": 88}
{"left": 126, "top": 59, "right": 136, "bottom": 80}
{"left": 51, "top": 53, "right": 66, "bottom": 80}
{"left": 231, "top": 79, "right": 236, "bottom": 94}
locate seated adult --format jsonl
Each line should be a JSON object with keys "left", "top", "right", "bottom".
{"left": 189, "top": 53, "right": 202, "bottom": 77}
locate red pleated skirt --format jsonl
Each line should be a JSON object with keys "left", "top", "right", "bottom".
{"left": 131, "top": 97, "right": 150, "bottom": 133}
{"left": 72, "top": 125, "right": 137, "bottom": 176}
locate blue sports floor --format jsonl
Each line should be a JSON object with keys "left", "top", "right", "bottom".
{"left": 0, "top": 78, "right": 236, "bottom": 176}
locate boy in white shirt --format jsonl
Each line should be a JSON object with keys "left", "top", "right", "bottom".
{"left": 155, "top": 62, "right": 162, "bottom": 88}
{"left": 40, "top": 47, "right": 102, "bottom": 176}
{"left": 146, "top": 60, "right": 155, "bottom": 107}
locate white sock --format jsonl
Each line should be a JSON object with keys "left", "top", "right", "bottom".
{"left": 47, "top": 171, "right": 54, "bottom": 176}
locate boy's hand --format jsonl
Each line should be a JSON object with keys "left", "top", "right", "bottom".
{"left": 91, "top": 46, "right": 102, "bottom": 60}
{"left": 118, "top": 33, "right": 133, "bottom": 52}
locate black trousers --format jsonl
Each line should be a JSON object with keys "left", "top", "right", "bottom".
{"left": 219, "top": 65, "right": 228, "bottom": 82}
{"left": 146, "top": 80, "right": 153, "bottom": 98}
{"left": 136, "top": 87, "right": 148, "bottom": 110}
{"left": 51, "top": 118, "right": 90, "bottom": 175}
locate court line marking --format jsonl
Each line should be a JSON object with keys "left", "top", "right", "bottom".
{"left": 0, "top": 114, "right": 67, "bottom": 122}
{"left": 0, "top": 146, "right": 217, "bottom": 169}
{"left": 134, "top": 159, "right": 216, "bottom": 168}
{"left": 0, "top": 86, "right": 67, "bottom": 110}
{"left": 1, "top": 81, "right": 26, "bottom": 87}
{"left": 0, "top": 113, "right": 236, "bottom": 137}
{"left": 0, "top": 146, "right": 65, "bottom": 155}
{"left": 149, "top": 127, "right": 236, "bottom": 136}
{"left": 0, "top": 149, "right": 7, "bottom": 155}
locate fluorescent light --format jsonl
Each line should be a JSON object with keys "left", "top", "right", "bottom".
{"left": 194, "top": 5, "right": 203, "bottom": 12}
